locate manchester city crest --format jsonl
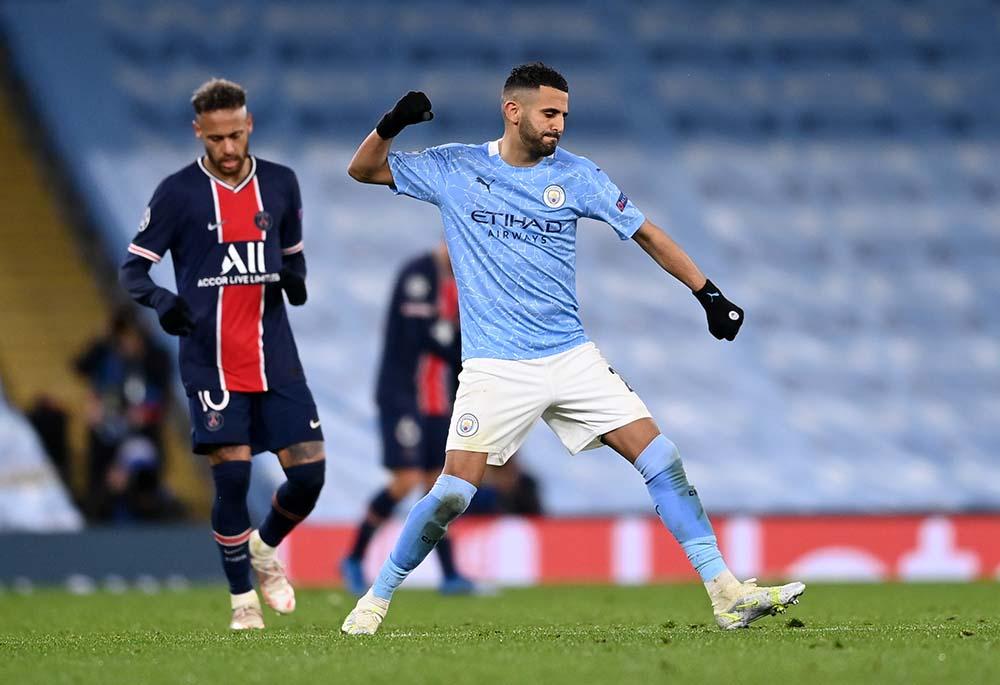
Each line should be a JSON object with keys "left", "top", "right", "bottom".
{"left": 543, "top": 184, "right": 566, "bottom": 208}
{"left": 456, "top": 413, "right": 479, "bottom": 438}
{"left": 254, "top": 210, "right": 273, "bottom": 231}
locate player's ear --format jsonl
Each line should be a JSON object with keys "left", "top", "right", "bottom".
{"left": 502, "top": 99, "right": 520, "bottom": 126}
{"left": 246, "top": 112, "right": 254, "bottom": 135}
{"left": 192, "top": 119, "right": 202, "bottom": 139}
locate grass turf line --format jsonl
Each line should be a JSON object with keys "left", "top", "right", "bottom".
{"left": 0, "top": 583, "right": 996, "bottom": 685}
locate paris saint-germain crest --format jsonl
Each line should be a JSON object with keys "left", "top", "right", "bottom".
{"left": 205, "top": 410, "right": 225, "bottom": 432}
{"left": 254, "top": 211, "right": 273, "bottom": 231}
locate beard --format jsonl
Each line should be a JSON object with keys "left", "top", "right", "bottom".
{"left": 208, "top": 148, "right": 248, "bottom": 176}
{"left": 518, "top": 118, "right": 560, "bottom": 158}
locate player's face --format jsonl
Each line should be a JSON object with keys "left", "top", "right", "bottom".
{"left": 516, "top": 86, "right": 568, "bottom": 158}
{"left": 193, "top": 107, "right": 253, "bottom": 178}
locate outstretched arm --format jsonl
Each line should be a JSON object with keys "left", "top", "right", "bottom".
{"left": 632, "top": 219, "right": 707, "bottom": 291}
{"left": 632, "top": 219, "right": 745, "bottom": 341}
{"left": 347, "top": 92, "right": 434, "bottom": 185}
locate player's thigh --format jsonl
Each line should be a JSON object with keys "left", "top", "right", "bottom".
{"left": 542, "top": 342, "right": 653, "bottom": 455}
{"left": 255, "top": 382, "right": 324, "bottom": 459}
{"left": 379, "top": 411, "right": 425, "bottom": 471}
{"left": 188, "top": 389, "right": 253, "bottom": 458}
{"left": 445, "top": 357, "right": 548, "bottom": 466}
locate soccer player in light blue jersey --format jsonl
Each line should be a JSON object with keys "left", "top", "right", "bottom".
{"left": 341, "top": 63, "right": 805, "bottom": 633}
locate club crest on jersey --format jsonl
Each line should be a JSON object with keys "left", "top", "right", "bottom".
{"left": 395, "top": 416, "right": 422, "bottom": 449}
{"left": 404, "top": 274, "right": 431, "bottom": 300}
{"left": 543, "top": 184, "right": 566, "bottom": 209}
{"left": 456, "top": 413, "right": 479, "bottom": 437}
{"left": 138, "top": 206, "right": 151, "bottom": 232}
{"left": 205, "top": 410, "right": 224, "bottom": 432}
{"left": 254, "top": 210, "right": 273, "bottom": 231}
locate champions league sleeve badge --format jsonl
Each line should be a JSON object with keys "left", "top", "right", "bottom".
{"left": 138, "top": 206, "right": 151, "bottom": 232}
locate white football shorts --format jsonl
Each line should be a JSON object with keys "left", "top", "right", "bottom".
{"left": 446, "top": 342, "right": 652, "bottom": 465}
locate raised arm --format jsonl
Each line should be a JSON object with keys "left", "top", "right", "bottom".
{"left": 347, "top": 92, "right": 434, "bottom": 185}
{"left": 632, "top": 219, "right": 745, "bottom": 341}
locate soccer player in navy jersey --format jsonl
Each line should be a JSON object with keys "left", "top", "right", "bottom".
{"left": 341, "top": 63, "right": 805, "bottom": 634}
{"left": 120, "top": 79, "right": 325, "bottom": 630}
{"left": 340, "top": 242, "right": 475, "bottom": 596}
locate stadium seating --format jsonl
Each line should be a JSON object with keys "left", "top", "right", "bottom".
{"left": 0, "top": 381, "right": 82, "bottom": 531}
{"left": 1, "top": 0, "right": 997, "bottom": 518}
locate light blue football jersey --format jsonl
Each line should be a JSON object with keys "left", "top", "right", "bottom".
{"left": 388, "top": 139, "right": 645, "bottom": 361}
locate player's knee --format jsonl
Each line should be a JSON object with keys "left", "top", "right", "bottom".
{"left": 634, "top": 435, "right": 687, "bottom": 487}
{"left": 428, "top": 474, "right": 477, "bottom": 523}
{"left": 284, "top": 460, "right": 325, "bottom": 503}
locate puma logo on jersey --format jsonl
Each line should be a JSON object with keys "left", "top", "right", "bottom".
{"left": 221, "top": 242, "right": 266, "bottom": 275}
{"left": 475, "top": 176, "right": 494, "bottom": 193}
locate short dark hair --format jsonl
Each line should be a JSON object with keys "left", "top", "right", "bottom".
{"left": 191, "top": 78, "right": 246, "bottom": 115}
{"left": 503, "top": 62, "right": 568, "bottom": 96}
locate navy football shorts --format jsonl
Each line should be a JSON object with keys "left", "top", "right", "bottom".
{"left": 378, "top": 411, "right": 449, "bottom": 471}
{"left": 188, "top": 382, "right": 324, "bottom": 456}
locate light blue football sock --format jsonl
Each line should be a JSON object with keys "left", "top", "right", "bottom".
{"left": 633, "top": 435, "right": 728, "bottom": 582}
{"left": 372, "top": 474, "right": 477, "bottom": 600}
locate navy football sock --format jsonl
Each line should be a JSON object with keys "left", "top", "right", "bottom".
{"left": 436, "top": 535, "right": 459, "bottom": 579}
{"left": 211, "top": 460, "right": 253, "bottom": 595}
{"left": 259, "top": 460, "right": 325, "bottom": 547}
{"left": 348, "top": 488, "right": 398, "bottom": 561}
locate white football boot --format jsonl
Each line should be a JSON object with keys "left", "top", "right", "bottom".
{"left": 714, "top": 578, "right": 806, "bottom": 630}
{"left": 248, "top": 530, "right": 296, "bottom": 614}
{"left": 229, "top": 589, "right": 265, "bottom": 630}
{"left": 341, "top": 589, "right": 390, "bottom": 635}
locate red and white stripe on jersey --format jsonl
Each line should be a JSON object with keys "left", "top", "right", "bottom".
{"left": 201, "top": 157, "right": 269, "bottom": 393}
{"left": 282, "top": 241, "right": 304, "bottom": 256}
{"left": 213, "top": 527, "right": 252, "bottom": 547}
{"left": 418, "top": 276, "right": 460, "bottom": 416}
{"left": 127, "top": 243, "right": 162, "bottom": 263}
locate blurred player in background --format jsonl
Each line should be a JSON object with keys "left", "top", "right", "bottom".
{"left": 120, "top": 79, "right": 326, "bottom": 630}
{"left": 342, "top": 63, "right": 805, "bottom": 634}
{"left": 340, "top": 242, "right": 475, "bottom": 596}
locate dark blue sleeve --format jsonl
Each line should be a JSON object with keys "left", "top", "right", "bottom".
{"left": 119, "top": 255, "right": 178, "bottom": 316}
{"left": 120, "top": 178, "right": 182, "bottom": 314}
{"left": 280, "top": 170, "right": 304, "bottom": 257}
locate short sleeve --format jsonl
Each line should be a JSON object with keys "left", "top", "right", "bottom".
{"left": 387, "top": 146, "right": 450, "bottom": 205}
{"left": 281, "top": 171, "right": 304, "bottom": 256}
{"left": 582, "top": 168, "right": 646, "bottom": 240}
{"left": 127, "top": 178, "right": 179, "bottom": 263}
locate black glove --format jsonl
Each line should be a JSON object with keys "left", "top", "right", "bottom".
{"left": 155, "top": 295, "right": 194, "bottom": 336}
{"left": 376, "top": 91, "right": 434, "bottom": 139}
{"left": 693, "top": 279, "right": 744, "bottom": 341}
{"left": 280, "top": 267, "right": 307, "bottom": 306}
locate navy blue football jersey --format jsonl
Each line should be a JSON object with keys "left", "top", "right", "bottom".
{"left": 376, "top": 253, "right": 461, "bottom": 417}
{"left": 124, "top": 157, "right": 306, "bottom": 394}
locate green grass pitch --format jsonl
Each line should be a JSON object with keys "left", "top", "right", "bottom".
{"left": 1, "top": 583, "right": 996, "bottom": 684}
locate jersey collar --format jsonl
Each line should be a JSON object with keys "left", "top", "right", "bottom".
{"left": 487, "top": 138, "right": 556, "bottom": 169}
{"left": 197, "top": 155, "right": 257, "bottom": 192}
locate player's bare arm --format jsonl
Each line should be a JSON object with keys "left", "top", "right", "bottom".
{"left": 632, "top": 219, "right": 707, "bottom": 291}
{"left": 632, "top": 219, "right": 745, "bottom": 341}
{"left": 348, "top": 91, "right": 434, "bottom": 185}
